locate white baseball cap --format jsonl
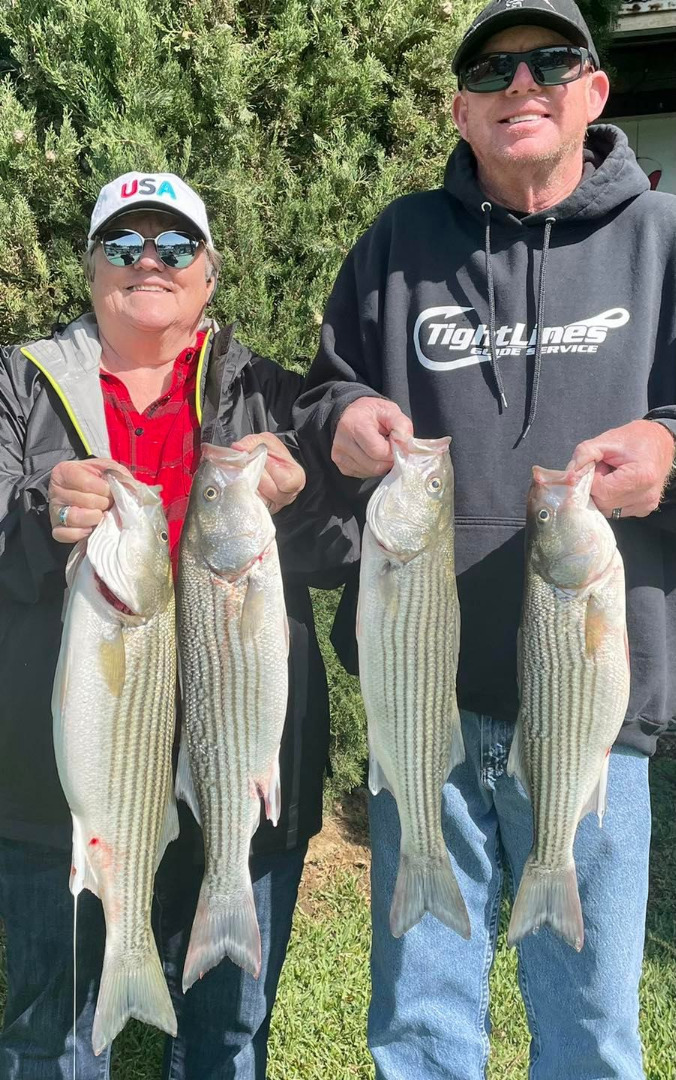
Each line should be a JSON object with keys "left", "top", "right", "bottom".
{"left": 88, "top": 172, "right": 213, "bottom": 246}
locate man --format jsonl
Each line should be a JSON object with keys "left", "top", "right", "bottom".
{"left": 296, "top": 1, "right": 676, "bottom": 1076}
{"left": 0, "top": 172, "right": 356, "bottom": 1078}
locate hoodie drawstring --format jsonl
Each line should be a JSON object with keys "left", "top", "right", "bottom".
{"left": 481, "top": 202, "right": 556, "bottom": 440}
{"left": 519, "top": 215, "right": 556, "bottom": 443}
{"left": 482, "top": 202, "right": 507, "bottom": 411}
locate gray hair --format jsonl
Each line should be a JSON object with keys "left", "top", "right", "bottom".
{"left": 83, "top": 240, "right": 222, "bottom": 288}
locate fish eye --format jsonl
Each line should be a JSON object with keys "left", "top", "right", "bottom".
{"left": 538, "top": 508, "right": 550, "bottom": 522}
{"left": 426, "top": 475, "right": 443, "bottom": 495}
{"left": 203, "top": 486, "right": 219, "bottom": 501}
{"left": 159, "top": 529, "right": 168, "bottom": 543}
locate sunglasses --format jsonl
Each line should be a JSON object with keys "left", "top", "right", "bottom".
{"left": 459, "top": 46, "right": 592, "bottom": 94}
{"left": 98, "top": 228, "right": 203, "bottom": 268}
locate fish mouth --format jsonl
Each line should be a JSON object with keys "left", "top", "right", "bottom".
{"left": 95, "top": 574, "right": 137, "bottom": 617}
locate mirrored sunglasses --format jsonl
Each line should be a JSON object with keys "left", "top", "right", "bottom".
{"left": 459, "top": 46, "right": 591, "bottom": 94}
{"left": 98, "top": 228, "right": 202, "bottom": 268}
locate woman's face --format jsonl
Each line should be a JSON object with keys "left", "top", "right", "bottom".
{"left": 90, "top": 210, "right": 214, "bottom": 340}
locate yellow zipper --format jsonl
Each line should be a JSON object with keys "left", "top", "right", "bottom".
{"left": 20, "top": 347, "right": 93, "bottom": 456}
{"left": 195, "top": 328, "right": 212, "bottom": 426}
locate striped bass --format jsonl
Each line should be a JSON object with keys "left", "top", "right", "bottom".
{"left": 177, "top": 443, "right": 289, "bottom": 988}
{"left": 508, "top": 462, "right": 630, "bottom": 951}
{"left": 357, "top": 434, "right": 470, "bottom": 939}
{"left": 52, "top": 471, "right": 178, "bottom": 1056}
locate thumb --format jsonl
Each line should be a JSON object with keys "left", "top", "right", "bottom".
{"left": 374, "top": 400, "right": 413, "bottom": 438}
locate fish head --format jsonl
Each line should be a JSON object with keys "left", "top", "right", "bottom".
{"left": 526, "top": 463, "right": 616, "bottom": 590}
{"left": 86, "top": 471, "right": 173, "bottom": 619}
{"left": 366, "top": 434, "right": 453, "bottom": 562}
{"left": 187, "top": 443, "right": 276, "bottom": 577}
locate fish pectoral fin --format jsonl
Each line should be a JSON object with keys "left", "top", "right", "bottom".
{"left": 579, "top": 751, "right": 611, "bottom": 827}
{"left": 175, "top": 729, "right": 202, "bottom": 826}
{"left": 99, "top": 629, "right": 126, "bottom": 698}
{"left": 240, "top": 575, "right": 265, "bottom": 641}
{"left": 156, "top": 789, "right": 180, "bottom": 871}
{"left": 257, "top": 752, "right": 282, "bottom": 826}
{"left": 368, "top": 750, "right": 392, "bottom": 796}
{"left": 584, "top": 593, "right": 610, "bottom": 658}
{"left": 506, "top": 720, "right": 531, "bottom": 800}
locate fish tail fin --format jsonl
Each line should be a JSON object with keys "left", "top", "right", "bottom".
{"left": 508, "top": 857, "right": 584, "bottom": 952}
{"left": 390, "top": 852, "right": 470, "bottom": 940}
{"left": 182, "top": 880, "right": 261, "bottom": 992}
{"left": 91, "top": 944, "right": 176, "bottom": 1056}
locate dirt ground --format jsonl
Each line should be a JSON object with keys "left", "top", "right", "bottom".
{"left": 298, "top": 787, "right": 371, "bottom": 914}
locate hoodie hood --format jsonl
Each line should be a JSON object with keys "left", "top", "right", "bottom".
{"left": 442, "top": 124, "right": 651, "bottom": 438}
{"left": 444, "top": 125, "right": 650, "bottom": 228}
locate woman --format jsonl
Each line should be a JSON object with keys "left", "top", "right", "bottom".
{"left": 0, "top": 171, "right": 356, "bottom": 1079}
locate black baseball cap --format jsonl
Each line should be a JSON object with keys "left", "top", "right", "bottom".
{"left": 452, "top": 0, "right": 600, "bottom": 76}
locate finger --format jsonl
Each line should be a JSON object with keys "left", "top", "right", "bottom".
{"left": 50, "top": 467, "right": 112, "bottom": 501}
{"left": 49, "top": 486, "right": 112, "bottom": 513}
{"left": 52, "top": 526, "right": 95, "bottom": 544}
{"left": 590, "top": 463, "right": 652, "bottom": 510}
{"left": 266, "top": 462, "right": 305, "bottom": 496}
{"left": 599, "top": 499, "right": 651, "bottom": 521}
{"left": 50, "top": 506, "right": 104, "bottom": 532}
{"left": 331, "top": 443, "right": 392, "bottom": 478}
{"left": 567, "top": 439, "right": 607, "bottom": 472}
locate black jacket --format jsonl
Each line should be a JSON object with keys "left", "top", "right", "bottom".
{"left": 296, "top": 125, "right": 676, "bottom": 755}
{"left": 0, "top": 316, "right": 358, "bottom": 852}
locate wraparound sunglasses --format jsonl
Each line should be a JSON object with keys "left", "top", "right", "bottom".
{"left": 97, "top": 228, "right": 203, "bottom": 268}
{"left": 459, "top": 46, "right": 592, "bottom": 94}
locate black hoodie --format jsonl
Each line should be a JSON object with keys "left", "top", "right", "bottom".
{"left": 296, "top": 125, "right": 676, "bottom": 754}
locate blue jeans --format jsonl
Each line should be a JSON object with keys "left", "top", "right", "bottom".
{"left": 0, "top": 808, "right": 307, "bottom": 1080}
{"left": 368, "top": 711, "right": 650, "bottom": 1080}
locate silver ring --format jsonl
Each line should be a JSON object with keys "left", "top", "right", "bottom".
{"left": 611, "top": 507, "right": 622, "bottom": 521}
{"left": 57, "top": 505, "right": 71, "bottom": 527}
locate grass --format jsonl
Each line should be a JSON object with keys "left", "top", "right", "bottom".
{"left": 1, "top": 757, "right": 675, "bottom": 1078}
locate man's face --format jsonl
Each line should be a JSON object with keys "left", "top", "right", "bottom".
{"left": 452, "top": 25, "right": 609, "bottom": 173}
{"left": 90, "top": 210, "right": 214, "bottom": 336}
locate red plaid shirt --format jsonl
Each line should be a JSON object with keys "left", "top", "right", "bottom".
{"left": 100, "top": 332, "right": 206, "bottom": 570}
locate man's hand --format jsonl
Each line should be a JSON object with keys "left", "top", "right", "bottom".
{"left": 331, "top": 397, "right": 413, "bottom": 478}
{"left": 568, "top": 419, "right": 676, "bottom": 519}
{"left": 231, "top": 433, "right": 306, "bottom": 515}
{"left": 48, "top": 458, "right": 130, "bottom": 543}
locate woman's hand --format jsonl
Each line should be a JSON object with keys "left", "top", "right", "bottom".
{"left": 48, "top": 458, "right": 132, "bottom": 542}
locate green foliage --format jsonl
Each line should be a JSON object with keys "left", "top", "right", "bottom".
{"left": 312, "top": 588, "right": 368, "bottom": 799}
{"left": 0, "top": 0, "right": 625, "bottom": 346}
